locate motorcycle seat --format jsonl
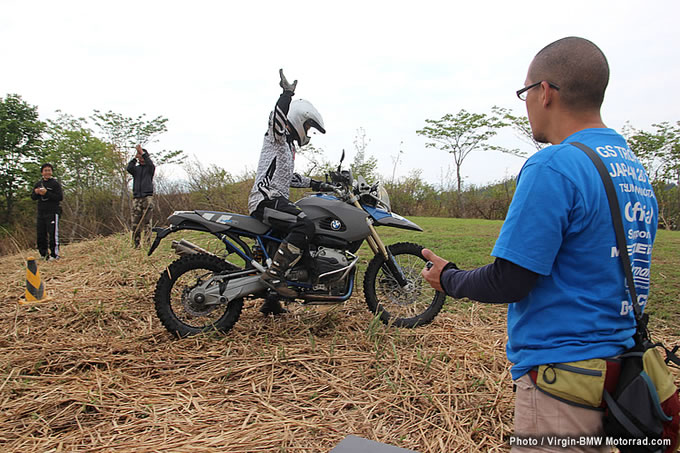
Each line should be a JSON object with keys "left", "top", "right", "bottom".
{"left": 193, "top": 210, "right": 270, "bottom": 235}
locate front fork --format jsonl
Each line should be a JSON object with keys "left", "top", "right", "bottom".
{"left": 353, "top": 199, "right": 409, "bottom": 287}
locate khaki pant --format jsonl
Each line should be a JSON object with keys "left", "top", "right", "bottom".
{"left": 512, "top": 374, "right": 612, "bottom": 452}
{"left": 131, "top": 196, "right": 154, "bottom": 247}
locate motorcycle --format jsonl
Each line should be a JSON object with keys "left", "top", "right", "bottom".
{"left": 148, "top": 152, "right": 446, "bottom": 337}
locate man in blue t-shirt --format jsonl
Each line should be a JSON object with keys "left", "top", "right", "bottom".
{"left": 422, "top": 37, "right": 657, "bottom": 450}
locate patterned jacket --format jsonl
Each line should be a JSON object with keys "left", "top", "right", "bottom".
{"left": 247, "top": 91, "right": 311, "bottom": 214}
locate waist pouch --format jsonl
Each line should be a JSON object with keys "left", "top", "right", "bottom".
{"left": 529, "top": 346, "right": 679, "bottom": 453}
{"left": 529, "top": 358, "right": 620, "bottom": 409}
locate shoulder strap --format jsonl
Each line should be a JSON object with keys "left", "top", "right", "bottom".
{"left": 665, "top": 345, "right": 680, "bottom": 369}
{"left": 570, "top": 142, "right": 648, "bottom": 342}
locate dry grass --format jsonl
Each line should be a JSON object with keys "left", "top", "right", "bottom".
{"left": 0, "top": 234, "right": 677, "bottom": 452}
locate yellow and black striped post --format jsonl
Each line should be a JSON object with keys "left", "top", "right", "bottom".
{"left": 18, "top": 256, "right": 52, "bottom": 305}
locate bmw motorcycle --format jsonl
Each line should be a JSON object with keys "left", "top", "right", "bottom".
{"left": 148, "top": 152, "right": 445, "bottom": 337}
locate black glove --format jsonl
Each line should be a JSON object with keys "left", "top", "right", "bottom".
{"left": 311, "top": 180, "right": 335, "bottom": 192}
{"left": 279, "top": 69, "right": 297, "bottom": 93}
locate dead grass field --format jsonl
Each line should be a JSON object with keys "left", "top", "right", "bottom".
{"left": 1, "top": 234, "right": 678, "bottom": 452}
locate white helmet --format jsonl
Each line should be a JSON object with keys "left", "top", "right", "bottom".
{"left": 287, "top": 99, "right": 325, "bottom": 146}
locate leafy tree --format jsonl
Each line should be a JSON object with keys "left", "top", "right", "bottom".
{"left": 90, "top": 110, "right": 186, "bottom": 217}
{"left": 491, "top": 105, "right": 546, "bottom": 154}
{"left": 183, "top": 159, "right": 251, "bottom": 213}
{"left": 390, "top": 141, "right": 404, "bottom": 184}
{"left": 416, "top": 109, "right": 518, "bottom": 194}
{"left": 184, "top": 159, "right": 235, "bottom": 194}
{"left": 295, "top": 128, "right": 379, "bottom": 183}
{"left": 44, "top": 112, "right": 116, "bottom": 238}
{"left": 90, "top": 110, "right": 185, "bottom": 167}
{"left": 0, "top": 94, "right": 46, "bottom": 223}
{"left": 627, "top": 121, "right": 680, "bottom": 184}
{"left": 626, "top": 121, "right": 680, "bottom": 229}
{"left": 350, "top": 127, "right": 379, "bottom": 183}
{"left": 295, "top": 143, "right": 332, "bottom": 178}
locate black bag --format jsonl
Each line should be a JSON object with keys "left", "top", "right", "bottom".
{"left": 602, "top": 339, "right": 679, "bottom": 452}
{"left": 573, "top": 143, "right": 680, "bottom": 453}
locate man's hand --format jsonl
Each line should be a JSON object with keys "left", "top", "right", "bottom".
{"left": 421, "top": 248, "right": 450, "bottom": 292}
{"left": 135, "top": 144, "right": 143, "bottom": 154}
{"left": 34, "top": 187, "right": 45, "bottom": 195}
{"left": 279, "top": 69, "right": 297, "bottom": 93}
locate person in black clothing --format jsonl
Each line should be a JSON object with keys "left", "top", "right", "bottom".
{"left": 31, "top": 163, "right": 63, "bottom": 260}
{"left": 127, "top": 144, "right": 155, "bottom": 248}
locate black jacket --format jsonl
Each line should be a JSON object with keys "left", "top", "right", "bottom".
{"left": 31, "top": 177, "right": 63, "bottom": 215}
{"left": 126, "top": 150, "right": 155, "bottom": 198}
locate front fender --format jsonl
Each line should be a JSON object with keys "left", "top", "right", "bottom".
{"left": 362, "top": 205, "right": 423, "bottom": 232}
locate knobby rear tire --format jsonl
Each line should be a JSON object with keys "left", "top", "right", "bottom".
{"left": 154, "top": 253, "right": 244, "bottom": 338}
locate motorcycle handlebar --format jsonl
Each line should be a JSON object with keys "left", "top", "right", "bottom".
{"left": 318, "top": 182, "right": 337, "bottom": 192}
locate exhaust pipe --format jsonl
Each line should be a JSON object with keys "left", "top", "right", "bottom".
{"left": 172, "top": 239, "right": 213, "bottom": 256}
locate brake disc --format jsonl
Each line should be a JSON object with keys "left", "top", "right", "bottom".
{"left": 181, "top": 285, "right": 218, "bottom": 318}
{"left": 379, "top": 277, "right": 420, "bottom": 306}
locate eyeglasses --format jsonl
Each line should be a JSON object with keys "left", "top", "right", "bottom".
{"left": 516, "top": 81, "right": 560, "bottom": 101}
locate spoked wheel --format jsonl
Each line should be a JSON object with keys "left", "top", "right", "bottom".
{"left": 154, "top": 253, "right": 244, "bottom": 337}
{"left": 364, "top": 242, "right": 446, "bottom": 328}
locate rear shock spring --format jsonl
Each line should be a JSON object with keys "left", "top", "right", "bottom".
{"left": 252, "top": 244, "right": 264, "bottom": 263}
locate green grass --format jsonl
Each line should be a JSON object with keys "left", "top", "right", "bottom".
{"left": 645, "top": 229, "right": 680, "bottom": 323}
{"left": 372, "top": 216, "right": 679, "bottom": 329}
{"left": 373, "top": 217, "right": 500, "bottom": 268}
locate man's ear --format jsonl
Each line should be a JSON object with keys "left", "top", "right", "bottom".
{"left": 541, "top": 81, "right": 555, "bottom": 108}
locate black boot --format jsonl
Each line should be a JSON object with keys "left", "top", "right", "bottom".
{"left": 260, "top": 241, "right": 300, "bottom": 298}
{"left": 260, "top": 294, "right": 288, "bottom": 316}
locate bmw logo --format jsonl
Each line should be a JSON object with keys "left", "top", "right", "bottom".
{"left": 330, "top": 219, "right": 342, "bottom": 231}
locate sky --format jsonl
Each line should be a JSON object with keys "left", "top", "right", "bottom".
{"left": 3, "top": 0, "right": 679, "bottom": 189}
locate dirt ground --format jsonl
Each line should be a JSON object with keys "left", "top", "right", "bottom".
{"left": 1, "top": 235, "right": 678, "bottom": 452}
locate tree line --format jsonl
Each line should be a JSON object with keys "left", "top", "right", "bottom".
{"left": 1, "top": 93, "right": 678, "bottom": 256}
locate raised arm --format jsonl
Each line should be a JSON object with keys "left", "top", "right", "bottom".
{"left": 272, "top": 69, "right": 297, "bottom": 139}
{"left": 126, "top": 157, "right": 137, "bottom": 175}
{"left": 141, "top": 149, "right": 155, "bottom": 172}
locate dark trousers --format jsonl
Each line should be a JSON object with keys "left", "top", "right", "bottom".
{"left": 37, "top": 212, "right": 60, "bottom": 258}
{"left": 252, "top": 196, "right": 314, "bottom": 249}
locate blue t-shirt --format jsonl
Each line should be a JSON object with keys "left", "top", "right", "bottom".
{"left": 491, "top": 128, "right": 658, "bottom": 380}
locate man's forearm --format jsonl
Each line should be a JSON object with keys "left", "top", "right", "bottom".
{"left": 440, "top": 258, "right": 539, "bottom": 303}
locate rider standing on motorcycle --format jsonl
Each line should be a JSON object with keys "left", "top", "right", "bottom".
{"left": 248, "top": 69, "right": 328, "bottom": 313}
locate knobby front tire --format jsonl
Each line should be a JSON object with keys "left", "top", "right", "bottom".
{"left": 364, "top": 242, "right": 446, "bottom": 328}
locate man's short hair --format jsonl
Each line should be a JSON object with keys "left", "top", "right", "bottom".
{"left": 529, "top": 37, "right": 610, "bottom": 111}
{"left": 40, "top": 163, "right": 53, "bottom": 172}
